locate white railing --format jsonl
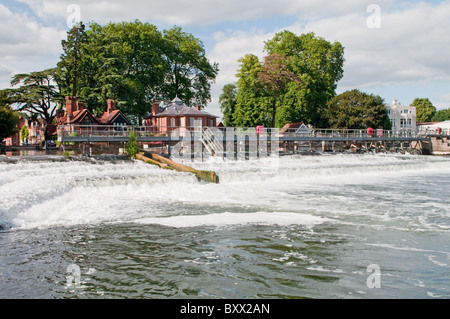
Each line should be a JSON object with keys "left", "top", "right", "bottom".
{"left": 57, "top": 124, "right": 437, "bottom": 141}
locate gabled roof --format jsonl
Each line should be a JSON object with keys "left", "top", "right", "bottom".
{"left": 149, "top": 97, "right": 218, "bottom": 118}
{"left": 97, "top": 109, "right": 131, "bottom": 125}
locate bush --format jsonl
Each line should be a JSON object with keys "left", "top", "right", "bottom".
{"left": 126, "top": 131, "right": 140, "bottom": 159}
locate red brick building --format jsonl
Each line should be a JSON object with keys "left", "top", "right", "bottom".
{"left": 143, "top": 97, "right": 218, "bottom": 133}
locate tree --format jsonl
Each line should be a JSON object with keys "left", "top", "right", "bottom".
{"left": 126, "top": 130, "right": 140, "bottom": 159}
{"left": 325, "top": 89, "right": 391, "bottom": 130}
{"left": 0, "top": 104, "right": 19, "bottom": 142}
{"left": 9, "top": 68, "right": 60, "bottom": 126}
{"left": 232, "top": 54, "right": 272, "bottom": 127}
{"left": 20, "top": 125, "right": 29, "bottom": 144}
{"left": 411, "top": 98, "right": 436, "bottom": 122}
{"left": 258, "top": 53, "right": 302, "bottom": 127}
{"left": 264, "top": 31, "right": 345, "bottom": 127}
{"left": 161, "top": 27, "right": 219, "bottom": 106}
{"left": 432, "top": 108, "right": 450, "bottom": 122}
{"left": 219, "top": 83, "right": 237, "bottom": 127}
{"left": 57, "top": 22, "right": 87, "bottom": 98}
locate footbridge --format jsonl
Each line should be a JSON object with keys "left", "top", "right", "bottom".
{"left": 57, "top": 125, "right": 443, "bottom": 156}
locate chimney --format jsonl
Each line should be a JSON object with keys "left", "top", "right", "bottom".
{"left": 77, "top": 101, "right": 85, "bottom": 112}
{"left": 107, "top": 100, "right": 116, "bottom": 114}
{"left": 152, "top": 102, "right": 160, "bottom": 116}
{"left": 65, "top": 96, "right": 77, "bottom": 119}
{"left": 194, "top": 105, "right": 202, "bottom": 111}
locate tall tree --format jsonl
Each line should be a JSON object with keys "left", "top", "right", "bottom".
{"left": 57, "top": 22, "right": 87, "bottom": 98}
{"left": 325, "top": 89, "right": 391, "bottom": 130}
{"left": 161, "top": 27, "right": 219, "bottom": 106}
{"left": 0, "top": 90, "right": 19, "bottom": 143}
{"left": 9, "top": 68, "right": 60, "bottom": 126}
{"left": 233, "top": 54, "right": 272, "bottom": 127}
{"left": 258, "top": 53, "right": 302, "bottom": 127}
{"left": 264, "top": 31, "right": 345, "bottom": 127}
{"left": 411, "top": 98, "right": 436, "bottom": 123}
{"left": 219, "top": 83, "right": 237, "bottom": 127}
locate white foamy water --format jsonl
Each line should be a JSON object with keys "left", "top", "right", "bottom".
{"left": 0, "top": 153, "right": 449, "bottom": 299}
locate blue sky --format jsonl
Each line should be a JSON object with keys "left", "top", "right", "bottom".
{"left": 1, "top": 0, "right": 449, "bottom": 121}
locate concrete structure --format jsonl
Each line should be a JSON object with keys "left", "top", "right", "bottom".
{"left": 385, "top": 100, "right": 417, "bottom": 135}
{"left": 143, "top": 97, "right": 218, "bottom": 133}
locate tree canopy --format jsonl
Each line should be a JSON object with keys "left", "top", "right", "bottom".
{"left": 325, "top": 89, "right": 392, "bottom": 130}
{"left": 224, "top": 31, "right": 345, "bottom": 128}
{"left": 0, "top": 90, "right": 19, "bottom": 142}
{"left": 432, "top": 108, "right": 450, "bottom": 122}
{"left": 411, "top": 98, "right": 436, "bottom": 123}
{"left": 57, "top": 21, "right": 218, "bottom": 124}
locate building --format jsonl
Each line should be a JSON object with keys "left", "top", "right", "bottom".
{"left": 143, "top": 97, "right": 218, "bottom": 133}
{"left": 3, "top": 116, "right": 46, "bottom": 147}
{"left": 385, "top": 100, "right": 417, "bottom": 135}
{"left": 56, "top": 96, "right": 131, "bottom": 127}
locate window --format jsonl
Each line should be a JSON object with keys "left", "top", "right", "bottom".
{"left": 181, "top": 118, "right": 185, "bottom": 127}
{"left": 171, "top": 118, "right": 176, "bottom": 128}
{"left": 190, "top": 118, "right": 195, "bottom": 127}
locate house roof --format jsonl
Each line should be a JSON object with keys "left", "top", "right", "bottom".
{"left": 97, "top": 109, "right": 131, "bottom": 125}
{"left": 147, "top": 97, "right": 218, "bottom": 119}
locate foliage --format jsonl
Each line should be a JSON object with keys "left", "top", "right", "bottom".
{"left": 431, "top": 108, "right": 450, "bottom": 122}
{"left": 57, "top": 21, "right": 218, "bottom": 124}
{"left": 20, "top": 125, "right": 29, "bottom": 143}
{"left": 325, "top": 89, "right": 392, "bottom": 130}
{"left": 8, "top": 68, "right": 60, "bottom": 127}
{"left": 258, "top": 53, "right": 302, "bottom": 127}
{"left": 126, "top": 131, "right": 140, "bottom": 159}
{"left": 0, "top": 104, "right": 19, "bottom": 141}
{"left": 232, "top": 54, "right": 272, "bottom": 127}
{"left": 264, "top": 31, "right": 345, "bottom": 127}
{"left": 228, "top": 31, "right": 345, "bottom": 128}
{"left": 219, "top": 83, "right": 237, "bottom": 127}
{"left": 411, "top": 98, "right": 436, "bottom": 122}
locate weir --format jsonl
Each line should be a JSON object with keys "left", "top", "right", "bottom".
{"left": 57, "top": 125, "right": 442, "bottom": 157}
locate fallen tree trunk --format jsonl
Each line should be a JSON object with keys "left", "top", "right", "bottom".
{"left": 136, "top": 152, "right": 220, "bottom": 184}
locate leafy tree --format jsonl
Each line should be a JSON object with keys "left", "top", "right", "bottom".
{"left": 219, "top": 83, "right": 237, "bottom": 127}
{"left": 325, "top": 89, "right": 391, "bottom": 130}
{"left": 126, "top": 130, "right": 140, "bottom": 159}
{"left": 161, "top": 27, "right": 219, "bottom": 106}
{"left": 432, "top": 108, "right": 450, "bottom": 122}
{"left": 411, "top": 98, "right": 436, "bottom": 122}
{"left": 232, "top": 54, "right": 272, "bottom": 127}
{"left": 57, "top": 22, "right": 88, "bottom": 97}
{"left": 258, "top": 53, "right": 302, "bottom": 127}
{"left": 20, "top": 125, "right": 29, "bottom": 144}
{"left": 8, "top": 68, "right": 60, "bottom": 126}
{"left": 264, "top": 31, "right": 345, "bottom": 127}
{"left": 0, "top": 104, "right": 19, "bottom": 142}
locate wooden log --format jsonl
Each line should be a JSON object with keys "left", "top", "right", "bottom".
{"left": 137, "top": 151, "right": 219, "bottom": 184}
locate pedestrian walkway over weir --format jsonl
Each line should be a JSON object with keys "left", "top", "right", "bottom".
{"left": 57, "top": 125, "right": 444, "bottom": 156}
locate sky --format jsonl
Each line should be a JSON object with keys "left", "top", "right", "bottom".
{"left": 1, "top": 0, "right": 450, "bottom": 121}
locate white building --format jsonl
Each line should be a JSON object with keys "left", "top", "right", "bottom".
{"left": 385, "top": 100, "right": 417, "bottom": 135}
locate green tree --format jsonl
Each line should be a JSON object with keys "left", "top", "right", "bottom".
{"left": 161, "top": 26, "right": 219, "bottom": 106}
{"left": 325, "top": 89, "right": 391, "bottom": 130}
{"left": 219, "top": 83, "right": 237, "bottom": 126}
{"left": 126, "top": 131, "right": 140, "bottom": 159}
{"left": 9, "top": 68, "right": 60, "bottom": 126}
{"left": 264, "top": 31, "right": 345, "bottom": 127}
{"left": 0, "top": 103, "right": 19, "bottom": 142}
{"left": 57, "top": 22, "right": 88, "bottom": 98}
{"left": 411, "top": 98, "right": 436, "bottom": 122}
{"left": 233, "top": 54, "right": 272, "bottom": 127}
{"left": 20, "top": 125, "right": 29, "bottom": 144}
{"left": 432, "top": 108, "right": 450, "bottom": 122}
{"left": 258, "top": 53, "right": 302, "bottom": 127}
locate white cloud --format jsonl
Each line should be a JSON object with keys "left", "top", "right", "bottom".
{"left": 0, "top": 4, "right": 65, "bottom": 88}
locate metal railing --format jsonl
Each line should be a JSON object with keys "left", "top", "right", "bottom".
{"left": 57, "top": 124, "right": 433, "bottom": 141}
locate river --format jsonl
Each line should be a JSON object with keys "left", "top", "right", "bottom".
{"left": 0, "top": 153, "right": 449, "bottom": 299}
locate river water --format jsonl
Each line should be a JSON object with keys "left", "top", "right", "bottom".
{"left": 0, "top": 153, "right": 449, "bottom": 299}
